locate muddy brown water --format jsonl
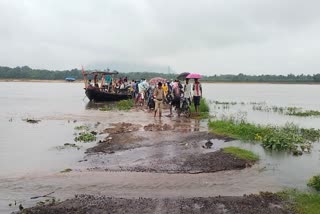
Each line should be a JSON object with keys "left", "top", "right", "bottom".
{"left": 1, "top": 82, "right": 320, "bottom": 213}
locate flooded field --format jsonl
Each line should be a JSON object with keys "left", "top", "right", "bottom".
{"left": 1, "top": 82, "right": 320, "bottom": 213}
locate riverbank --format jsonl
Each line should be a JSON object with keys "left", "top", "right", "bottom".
{"left": 1, "top": 78, "right": 320, "bottom": 85}
{"left": 19, "top": 192, "right": 290, "bottom": 214}
{"left": 0, "top": 79, "right": 82, "bottom": 83}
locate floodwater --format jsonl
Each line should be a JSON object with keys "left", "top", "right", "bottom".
{"left": 1, "top": 82, "right": 320, "bottom": 212}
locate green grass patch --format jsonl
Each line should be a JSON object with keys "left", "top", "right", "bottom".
{"left": 190, "top": 98, "right": 210, "bottom": 118}
{"left": 117, "top": 99, "right": 134, "bottom": 110}
{"left": 74, "top": 132, "right": 96, "bottom": 142}
{"left": 99, "top": 106, "right": 113, "bottom": 111}
{"left": 208, "top": 119, "right": 320, "bottom": 153}
{"left": 74, "top": 125, "right": 90, "bottom": 131}
{"left": 307, "top": 175, "right": 320, "bottom": 191}
{"left": 208, "top": 119, "right": 271, "bottom": 141}
{"left": 279, "top": 189, "right": 320, "bottom": 214}
{"left": 99, "top": 99, "right": 134, "bottom": 111}
{"left": 222, "top": 147, "right": 259, "bottom": 161}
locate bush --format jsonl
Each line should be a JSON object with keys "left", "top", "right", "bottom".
{"left": 74, "top": 132, "right": 96, "bottom": 142}
{"left": 308, "top": 175, "right": 320, "bottom": 191}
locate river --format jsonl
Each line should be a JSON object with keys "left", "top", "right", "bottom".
{"left": 0, "top": 82, "right": 320, "bottom": 212}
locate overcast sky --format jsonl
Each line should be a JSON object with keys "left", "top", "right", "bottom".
{"left": 1, "top": 0, "right": 320, "bottom": 75}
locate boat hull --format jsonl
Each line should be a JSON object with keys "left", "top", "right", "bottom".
{"left": 85, "top": 88, "right": 132, "bottom": 102}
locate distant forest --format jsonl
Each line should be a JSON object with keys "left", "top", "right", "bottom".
{"left": 1, "top": 65, "right": 320, "bottom": 83}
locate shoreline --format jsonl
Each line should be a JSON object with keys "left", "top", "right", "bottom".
{"left": 1, "top": 78, "right": 320, "bottom": 85}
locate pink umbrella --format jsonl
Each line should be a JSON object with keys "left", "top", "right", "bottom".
{"left": 149, "top": 77, "right": 167, "bottom": 85}
{"left": 186, "top": 73, "right": 202, "bottom": 79}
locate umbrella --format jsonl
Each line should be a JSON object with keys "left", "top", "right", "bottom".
{"left": 177, "top": 72, "right": 190, "bottom": 80}
{"left": 149, "top": 77, "right": 167, "bottom": 85}
{"left": 186, "top": 73, "right": 202, "bottom": 79}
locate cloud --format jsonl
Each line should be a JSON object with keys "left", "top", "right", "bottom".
{"left": 0, "top": 0, "right": 320, "bottom": 75}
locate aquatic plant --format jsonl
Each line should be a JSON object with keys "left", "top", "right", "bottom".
{"left": 222, "top": 147, "right": 259, "bottom": 161}
{"left": 74, "top": 132, "right": 96, "bottom": 142}
{"left": 213, "top": 101, "right": 237, "bottom": 105}
{"left": 208, "top": 119, "right": 271, "bottom": 141}
{"left": 307, "top": 175, "right": 320, "bottom": 191}
{"left": 74, "top": 125, "right": 90, "bottom": 131}
{"left": 22, "top": 118, "right": 41, "bottom": 123}
{"left": 287, "top": 110, "right": 320, "bottom": 117}
{"left": 279, "top": 189, "right": 320, "bottom": 214}
{"left": 208, "top": 119, "right": 320, "bottom": 153}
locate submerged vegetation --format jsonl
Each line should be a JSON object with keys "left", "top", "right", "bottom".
{"left": 287, "top": 109, "right": 320, "bottom": 117}
{"left": 211, "top": 100, "right": 320, "bottom": 117}
{"left": 74, "top": 125, "right": 90, "bottom": 131}
{"left": 208, "top": 118, "right": 320, "bottom": 154}
{"left": 307, "top": 175, "right": 320, "bottom": 191}
{"left": 222, "top": 147, "right": 259, "bottom": 161}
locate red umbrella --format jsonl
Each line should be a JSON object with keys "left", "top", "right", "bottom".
{"left": 149, "top": 77, "right": 167, "bottom": 85}
{"left": 186, "top": 73, "right": 202, "bottom": 79}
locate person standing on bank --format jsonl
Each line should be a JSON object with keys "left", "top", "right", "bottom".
{"left": 193, "top": 78, "right": 202, "bottom": 114}
{"left": 153, "top": 82, "right": 165, "bottom": 118}
{"left": 184, "top": 78, "right": 192, "bottom": 105}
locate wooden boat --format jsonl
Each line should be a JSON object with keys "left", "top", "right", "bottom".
{"left": 82, "top": 69, "right": 132, "bottom": 102}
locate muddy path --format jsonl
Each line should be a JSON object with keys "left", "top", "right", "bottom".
{"left": 19, "top": 193, "right": 291, "bottom": 214}
{"left": 2, "top": 111, "right": 280, "bottom": 213}
{"left": 83, "top": 122, "right": 252, "bottom": 174}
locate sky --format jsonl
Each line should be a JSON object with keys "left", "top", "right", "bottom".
{"left": 1, "top": 0, "right": 320, "bottom": 75}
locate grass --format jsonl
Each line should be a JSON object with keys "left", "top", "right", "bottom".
{"left": 99, "top": 99, "right": 134, "bottom": 111}
{"left": 74, "top": 132, "right": 96, "bottom": 142}
{"left": 279, "top": 189, "right": 320, "bottom": 214}
{"left": 208, "top": 118, "right": 320, "bottom": 153}
{"left": 222, "top": 147, "right": 259, "bottom": 161}
{"left": 307, "top": 175, "right": 320, "bottom": 191}
{"left": 117, "top": 99, "right": 134, "bottom": 110}
{"left": 208, "top": 119, "right": 271, "bottom": 141}
{"left": 190, "top": 98, "right": 210, "bottom": 119}
{"left": 74, "top": 125, "right": 90, "bottom": 131}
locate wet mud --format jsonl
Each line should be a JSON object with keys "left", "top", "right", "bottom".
{"left": 84, "top": 123, "right": 253, "bottom": 174}
{"left": 19, "top": 192, "right": 291, "bottom": 214}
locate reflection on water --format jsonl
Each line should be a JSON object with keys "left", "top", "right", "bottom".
{"left": 85, "top": 101, "right": 117, "bottom": 110}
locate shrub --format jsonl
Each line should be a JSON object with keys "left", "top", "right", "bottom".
{"left": 308, "top": 175, "right": 320, "bottom": 191}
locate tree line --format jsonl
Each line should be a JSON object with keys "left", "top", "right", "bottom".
{"left": 1, "top": 66, "right": 320, "bottom": 83}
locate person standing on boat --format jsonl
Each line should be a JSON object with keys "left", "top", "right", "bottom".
{"left": 193, "top": 78, "right": 202, "bottom": 114}
{"left": 153, "top": 82, "right": 165, "bottom": 118}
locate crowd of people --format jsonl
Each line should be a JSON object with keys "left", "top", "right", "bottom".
{"left": 132, "top": 78, "right": 202, "bottom": 118}
{"left": 87, "top": 74, "right": 202, "bottom": 118}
